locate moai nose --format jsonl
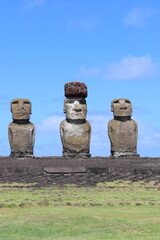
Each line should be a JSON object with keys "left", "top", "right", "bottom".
{"left": 120, "top": 100, "right": 125, "bottom": 105}
{"left": 18, "top": 102, "right": 24, "bottom": 109}
{"left": 74, "top": 101, "right": 80, "bottom": 108}
{"left": 120, "top": 100, "right": 127, "bottom": 108}
{"left": 74, "top": 101, "right": 82, "bottom": 112}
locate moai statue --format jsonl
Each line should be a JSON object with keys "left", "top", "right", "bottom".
{"left": 108, "top": 98, "right": 139, "bottom": 158}
{"left": 60, "top": 82, "right": 91, "bottom": 158}
{"left": 8, "top": 98, "right": 35, "bottom": 157}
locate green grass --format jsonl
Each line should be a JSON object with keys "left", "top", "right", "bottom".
{"left": 0, "top": 180, "right": 160, "bottom": 207}
{"left": 0, "top": 180, "right": 160, "bottom": 240}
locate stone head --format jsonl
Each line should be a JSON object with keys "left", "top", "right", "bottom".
{"left": 64, "top": 81, "right": 88, "bottom": 120}
{"left": 111, "top": 98, "right": 132, "bottom": 117}
{"left": 64, "top": 98, "right": 87, "bottom": 120}
{"left": 11, "top": 98, "right": 32, "bottom": 120}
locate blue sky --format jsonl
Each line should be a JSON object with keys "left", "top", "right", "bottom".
{"left": 0, "top": 0, "right": 160, "bottom": 157}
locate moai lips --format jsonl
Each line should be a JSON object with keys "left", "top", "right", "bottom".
{"left": 8, "top": 98, "right": 35, "bottom": 157}
{"left": 60, "top": 82, "right": 91, "bottom": 158}
{"left": 108, "top": 98, "right": 139, "bottom": 158}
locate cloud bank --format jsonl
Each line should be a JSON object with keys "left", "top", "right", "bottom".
{"left": 124, "top": 7, "right": 155, "bottom": 27}
{"left": 77, "top": 55, "right": 159, "bottom": 80}
{"left": 37, "top": 115, "right": 64, "bottom": 134}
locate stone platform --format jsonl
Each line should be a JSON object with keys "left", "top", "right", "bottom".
{"left": 0, "top": 156, "right": 160, "bottom": 186}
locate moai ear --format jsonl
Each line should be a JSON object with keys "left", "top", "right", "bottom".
{"left": 10, "top": 102, "right": 12, "bottom": 113}
{"left": 63, "top": 99, "right": 66, "bottom": 113}
{"left": 111, "top": 101, "right": 114, "bottom": 112}
{"left": 23, "top": 99, "right": 32, "bottom": 114}
{"left": 10, "top": 99, "right": 17, "bottom": 113}
{"left": 111, "top": 98, "right": 119, "bottom": 112}
{"left": 30, "top": 102, "right": 32, "bottom": 114}
{"left": 125, "top": 99, "right": 133, "bottom": 113}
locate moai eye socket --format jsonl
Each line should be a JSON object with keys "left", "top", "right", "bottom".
{"left": 66, "top": 99, "right": 75, "bottom": 104}
{"left": 12, "top": 101, "right": 18, "bottom": 104}
{"left": 79, "top": 99, "right": 86, "bottom": 104}
{"left": 24, "top": 101, "right": 30, "bottom": 104}
{"left": 65, "top": 99, "right": 86, "bottom": 104}
{"left": 114, "top": 100, "right": 119, "bottom": 104}
{"left": 125, "top": 100, "right": 131, "bottom": 104}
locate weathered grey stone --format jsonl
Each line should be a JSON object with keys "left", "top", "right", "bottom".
{"left": 44, "top": 167, "right": 86, "bottom": 173}
{"left": 60, "top": 82, "right": 91, "bottom": 158}
{"left": 108, "top": 98, "right": 139, "bottom": 157}
{"left": 8, "top": 98, "right": 35, "bottom": 157}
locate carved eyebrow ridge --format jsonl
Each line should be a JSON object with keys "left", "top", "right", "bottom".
{"left": 24, "top": 101, "right": 30, "bottom": 104}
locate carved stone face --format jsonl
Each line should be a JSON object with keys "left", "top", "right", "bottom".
{"left": 111, "top": 98, "right": 132, "bottom": 117}
{"left": 11, "top": 98, "right": 32, "bottom": 120}
{"left": 64, "top": 99, "right": 87, "bottom": 120}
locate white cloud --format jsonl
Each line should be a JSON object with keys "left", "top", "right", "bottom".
{"left": 77, "top": 55, "right": 159, "bottom": 80}
{"left": 0, "top": 94, "right": 10, "bottom": 109}
{"left": 138, "top": 121, "right": 160, "bottom": 147}
{"left": 0, "top": 138, "right": 10, "bottom": 156}
{"left": 36, "top": 115, "right": 63, "bottom": 134}
{"left": 88, "top": 114, "right": 110, "bottom": 156}
{"left": 104, "top": 56, "right": 157, "bottom": 80}
{"left": 124, "top": 7, "right": 155, "bottom": 27}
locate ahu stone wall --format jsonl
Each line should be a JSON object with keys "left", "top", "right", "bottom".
{"left": 0, "top": 157, "right": 160, "bottom": 186}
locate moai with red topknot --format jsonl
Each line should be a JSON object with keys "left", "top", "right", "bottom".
{"left": 8, "top": 98, "right": 35, "bottom": 157}
{"left": 60, "top": 82, "right": 91, "bottom": 158}
{"left": 108, "top": 98, "right": 139, "bottom": 158}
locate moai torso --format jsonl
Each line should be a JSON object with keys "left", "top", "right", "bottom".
{"left": 108, "top": 118, "right": 138, "bottom": 155}
{"left": 60, "top": 82, "right": 91, "bottom": 158}
{"left": 60, "top": 119, "right": 91, "bottom": 156}
{"left": 8, "top": 99, "right": 35, "bottom": 157}
{"left": 8, "top": 122, "right": 34, "bottom": 155}
{"left": 108, "top": 98, "right": 139, "bottom": 157}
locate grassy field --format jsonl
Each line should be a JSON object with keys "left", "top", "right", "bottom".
{"left": 0, "top": 180, "right": 160, "bottom": 240}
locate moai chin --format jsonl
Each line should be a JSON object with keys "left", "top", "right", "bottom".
{"left": 8, "top": 98, "right": 35, "bottom": 157}
{"left": 60, "top": 82, "right": 91, "bottom": 158}
{"left": 108, "top": 98, "right": 139, "bottom": 158}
